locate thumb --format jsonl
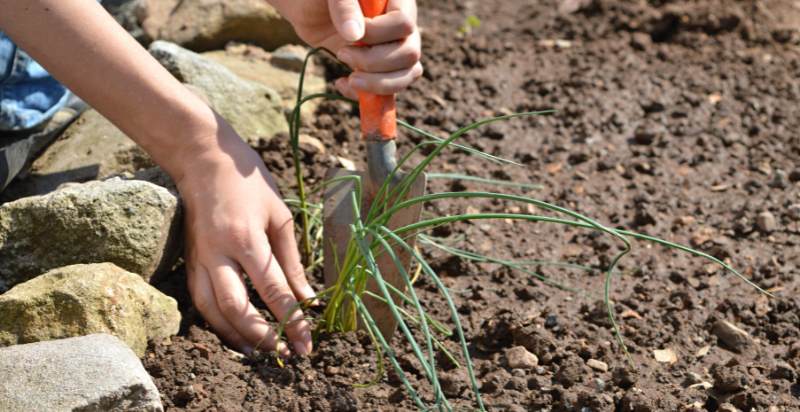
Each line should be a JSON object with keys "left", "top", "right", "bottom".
{"left": 328, "top": 0, "right": 365, "bottom": 42}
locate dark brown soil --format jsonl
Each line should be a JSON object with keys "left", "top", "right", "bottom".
{"left": 145, "top": 0, "right": 800, "bottom": 410}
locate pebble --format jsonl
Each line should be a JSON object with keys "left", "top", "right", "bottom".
{"left": 506, "top": 346, "right": 538, "bottom": 369}
{"left": 586, "top": 359, "right": 609, "bottom": 373}
{"left": 711, "top": 320, "right": 753, "bottom": 353}
{"left": 787, "top": 204, "right": 800, "bottom": 221}
{"left": 298, "top": 134, "right": 326, "bottom": 156}
{"left": 755, "top": 211, "right": 777, "bottom": 233}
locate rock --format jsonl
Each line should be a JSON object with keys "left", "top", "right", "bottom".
{"left": 203, "top": 43, "right": 325, "bottom": 118}
{"left": 553, "top": 355, "right": 587, "bottom": 388}
{"left": 271, "top": 44, "right": 312, "bottom": 72}
{"left": 0, "top": 334, "right": 163, "bottom": 411}
{"left": 149, "top": 41, "right": 288, "bottom": 146}
{"left": 711, "top": 363, "right": 749, "bottom": 393}
{"left": 0, "top": 178, "right": 180, "bottom": 290}
{"left": 653, "top": 348, "right": 678, "bottom": 364}
{"left": 0, "top": 263, "right": 180, "bottom": 357}
{"left": 506, "top": 346, "right": 538, "bottom": 369}
{"left": 769, "top": 361, "right": 796, "bottom": 381}
{"left": 10, "top": 109, "right": 152, "bottom": 198}
{"left": 612, "top": 366, "right": 637, "bottom": 389}
{"left": 718, "top": 403, "right": 742, "bottom": 412}
{"left": 755, "top": 211, "right": 777, "bottom": 233}
{"left": 298, "top": 134, "right": 327, "bottom": 156}
{"left": 711, "top": 320, "right": 752, "bottom": 353}
{"left": 787, "top": 204, "right": 800, "bottom": 221}
{"left": 586, "top": 358, "right": 609, "bottom": 372}
{"left": 103, "top": 0, "right": 149, "bottom": 44}
{"left": 140, "top": 0, "right": 300, "bottom": 52}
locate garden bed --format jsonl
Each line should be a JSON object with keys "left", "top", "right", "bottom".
{"left": 145, "top": 0, "right": 800, "bottom": 410}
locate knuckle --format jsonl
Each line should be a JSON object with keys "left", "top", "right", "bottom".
{"left": 192, "top": 295, "right": 214, "bottom": 315}
{"left": 398, "top": 14, "right": 415, "bottom": 36}
{"left": 259, "top": 281, "right": 290, "bottom": 307}
{"left": 217, "top": 293, "right": 246, "bottom": 316}
{"left": 404, "top": 47, "right": 422, "bottom": 66}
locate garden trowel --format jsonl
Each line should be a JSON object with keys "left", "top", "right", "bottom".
{"left": 323, "top": 0, "right": 427, "bottom": 339}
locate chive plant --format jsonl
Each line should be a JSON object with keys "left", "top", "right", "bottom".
{"left": 280, "top": 49, "right": 770, "bottom": 411}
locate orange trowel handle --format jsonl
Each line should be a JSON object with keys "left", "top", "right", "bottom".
{"left": 357, "top": 0, "right": 396, "bottom": 141}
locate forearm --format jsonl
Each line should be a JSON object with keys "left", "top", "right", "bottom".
{"left": 0, "top": 0, "right": 223, "bottom": 181}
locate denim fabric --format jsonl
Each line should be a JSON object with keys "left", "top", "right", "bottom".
{"left": 0, "top": 31, "right": 71, "bottom": 132}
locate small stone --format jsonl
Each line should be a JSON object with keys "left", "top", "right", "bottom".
{"left": 769, "top": 169, "right": 789, "bottom": 189}
{"left": 506, "top": 346, "right": 538, "bottom": 369}
{"left": 711, "top": 363, "right": 749, "bottom": 393}
{"left": 0, "top": 334, "right": 163, "bottom": 411}
{"left": 718, "top": 403, "right": 742, "bottom": 412}
{"left": 336, "top": 156, "right": 357, "bottom": 171}
{"left": 632, "top": 123, "right": 662, "bottom": 145}
{"left": 769, "top": 361, "right": 796, "bottom": 381}
{"left": 594, "top": 378, "right": 606, "bottom": 391}
{"left": 711, "top": 320, "right": 752, "bottom": 353}
{"left": 298, "top": 134, "right": 326, "bottom": 156}
{"left": 554, "top": 356, "right": 587, "bottom": 388}
{"left": 755, "top": 211, "right": 777, "bottom": 233}
{"left": 325, "top": 366, "right": 340, "bottom": 376}
{"left": 787, "top": 204, "right": 800, "bottom": 221}
{"left": 612, "top": 366, "right": 637, "bottom": 389}
{"left": 586, "top": 359, "right": 609, "bottom": 372}
{"left": 653, "top": 348, "right": 678, "bottom": 364}
{"left": 789, "top": 168, "right": 800, "bottom": 182}
{"left": 270, "top": 44, "right": 311, "bottom": 72}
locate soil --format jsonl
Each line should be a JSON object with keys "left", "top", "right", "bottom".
{"left": 144, "top": 0, "right": 800, "bottom": 410}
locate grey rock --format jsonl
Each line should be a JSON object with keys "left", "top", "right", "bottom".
{"left": 711, "top": 320, "right": 752, "bottom": 353}
{"left": 0, "top": 263, "right": 181, "bottom": 357}
{"left": 140, "top": 0, "right": 299, "bottom": 52}
{"left": 149, "top": 41, "right": 288, "bottom": 146}
{"left": 586, "top": 358, "right": 609, "bottom": 372}
{"left": 0, "top": 334, "right": 163, "bottom": 411}
{"left": 755, "top": 210, "right": 777, "bottom": 233}
{"left": 506, "top": 345, "right": 538, "bottom": 369}
{"left": 0, "top": 178, "right": 181, "bottom": 290}
{"left": 787, "top": 204, "right": 800, "bottom": 221}
{"left": 203, "top": 43, "right": 325, "bottom": 118}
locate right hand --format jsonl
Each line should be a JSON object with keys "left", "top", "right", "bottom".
{"left": 175, "top": 115, "right": 315, "bottom": 357}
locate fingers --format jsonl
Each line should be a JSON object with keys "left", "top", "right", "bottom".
{"left": 359, "top": 10, "right": 415, "bottom": 45}
{"left": 206, "top": 258, "right": 288, "bottom": 356}
{"left": 267, "top": 215, "right": 317, "bottom": 303}
{"left": 236, "top": 231, "right": 312, "bottom": 356}
{"left": 328, "top": 0, "right": 366, "bottom": 42}
{"left": 189, "top": 264, "right": 287, "bottom": 356}
{"left": 337, "top": 30, "right": 421, "bottom": 73}
{"left": 188, "top": 265, "right": 251, "bottom": 352}
{"left": 335, "top": 77, "right": 359, "bottom": 100}
{"left": 347, "top": 61, "right": 423, "bottom": 95}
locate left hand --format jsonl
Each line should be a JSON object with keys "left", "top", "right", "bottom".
{"left": 273, "top": 0, "right": 423, "bottom": 99}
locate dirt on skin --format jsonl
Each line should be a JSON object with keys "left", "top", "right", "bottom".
{"left": 145, "top": 0, "right": 800, "bottom": 410}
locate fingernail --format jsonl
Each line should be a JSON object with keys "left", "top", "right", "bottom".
{"left": 337, "top": 50, "right": 354, "bottom": 68}
{"left": 241, "top": 345, "right": 254, "bottom": 356}
{"left": 341, "top": 19, "right": 364, "bottom": 42}
{"left": 350, "top": 77, "right": 367, "bottom": 91}
{"left": 293, "top": 341, "right": 310, "bottom": 356}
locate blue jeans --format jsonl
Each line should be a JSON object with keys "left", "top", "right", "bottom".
{"left": 0, "top": 31, "right": 70, "bottom": 132}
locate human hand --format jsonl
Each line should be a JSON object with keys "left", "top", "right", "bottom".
{"left": 273, "top": 0, "right": 422, "bottom": 99}
{"left": 176, "top": 116, "right": 315, "bottom": 357}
